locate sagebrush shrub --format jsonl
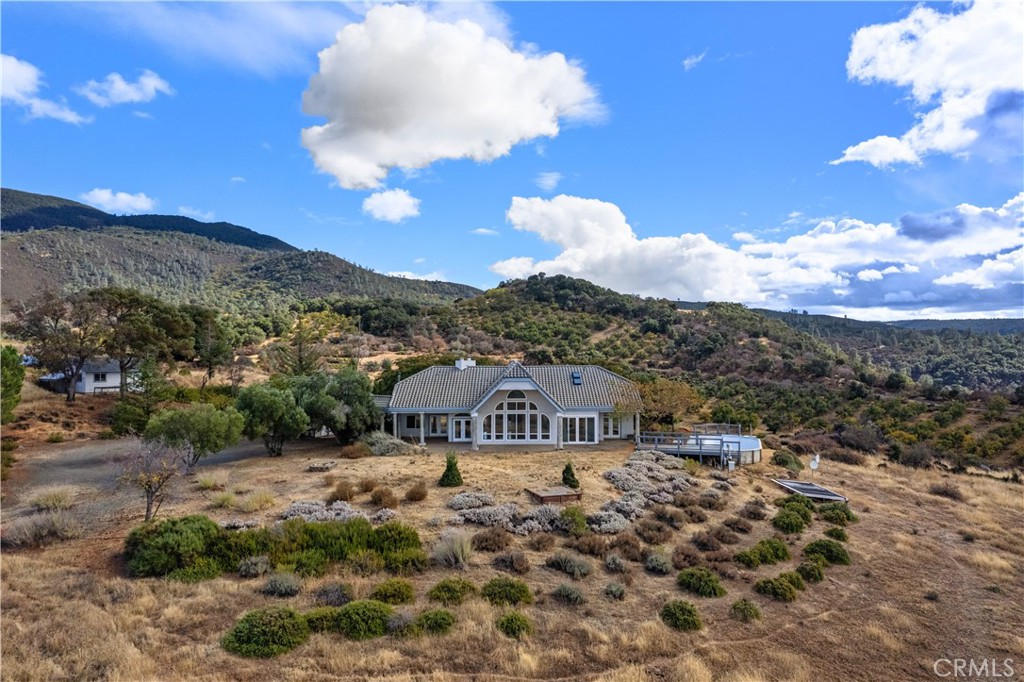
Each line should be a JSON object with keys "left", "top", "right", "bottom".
{"left": 552, "top": 583, "right": 585, "bottom": 606}
{"left": 472, "top": 526, "right": 512, "bottom": 552}
{"left": 673, "top": 492, "right": 699, "bottom": 509}
{"left": 636, "top": 519, "right": 673, "bottom": 545}
{"left": 672, "top": 545, "right": 702, "bottom": 569}
{"left": 494, "top": 550, "right": 531, "bottom": 574}
{"left": 609, "top": 533, "right": 644, "bottom": 561}
{"left": 645, "top": 552, "right": 672, "bottom": 575}
{"left": 326, "top": 480, "right": 356, "bottom": 504}
{"left": 386, "top": 612, "right": 418, "bottom": 637}
{"left": 527, "top": 533, "right": 556, "bottom": 551}
{"left": 238, "top": 555, "right": 272, "bottom": 578}
{"left": 496, "top": 611, "right": 532, "bottom": 639}
{"left": 690, "top": 531, "right": 722, "bottom": 552}
{"left": 653, "top": 505, "right": 686, "bottom": 529}
{"left": 730, "top": 598, "right": 762, "bottom": 622}
{"left": 570, "top": 534, "right": 609, "bottom": 558}
{"left": 605, "top": 582, "right": 626, "bottom": 600}
{"left": 482, "top": 577, "right": 532, "bottom": 606}
{"left": 416, "top": 609, "right": 456, "bottom": 635}
{"left": 660, "top": 600, "right": 703, "bottom": 631}
{"left": 929, "top": 482, "right": 965, "bottom": 502}
{"left": 262, "top": 573, "right": 301, "bottom": 597}
{"left": 335, "top": 600, "right": 393, "bottom": 640}
{"left": 339, "top": 442, "right": 373, "bottom": 459}
{"left": 358, "top": 478, "right": 378, "bottom": 493}
{"left": 1, "top": 511, "right": 83, "bottom": 549}
{"left": 683, "top": 507, "right": 708, "bottom": 524}
{"left": 545, "top": 552, "right": 592, "bottom": 580}
{"left": 370, "top": 578, "right": 415, "bottom": 605}
{"left": 222, "top": 607, "right": 309, "bottom": 658}
{"left": 723, "top": 517, "right": 753, "bottom": 534}
{"left": 676, "top": 567, "right": 727, "bottom": 597}
{"left": 739, "top": 500, "right": 768, "bottom": 521}
{"left": 29, "top": 487, "right": 75, "bottom": 511}
{"left": 803, "top": 539, "right": 851, "bottom": 565}
{"left": 605, "top": 552, "right": 628, "bottom": 573}
{"left": 313, "top": 583, "right": 353, "bottom": 607}
{"left": 710, "top": 526, "right": 740, "bottom": 545}
{"left": 428, "top": 577, "right": 477, "bottom": 606}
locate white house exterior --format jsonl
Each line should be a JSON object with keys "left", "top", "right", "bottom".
{"left": 378, "top": 360, "right": 641, "bottom": 451}
{"left": 39, "top": 358, "right": 137, "bottom": 395}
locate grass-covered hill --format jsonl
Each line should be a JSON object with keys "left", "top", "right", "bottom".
{"left": 0, "top": 189, "right": 480, "bottom": 309}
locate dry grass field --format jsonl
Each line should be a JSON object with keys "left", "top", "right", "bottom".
{"left": 2, "top": 432, "right": 1022, "bottom": 682}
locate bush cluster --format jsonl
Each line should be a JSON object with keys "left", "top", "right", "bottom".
{"left": 676, "top": 567, "right": 727, "bottom": 597}
{"left": 824, "top": 527, "right": 848, "bottom": 542}
{"left": 428, "top": 577, "right": 477, "bottom": 606}
{"left": 222, "top": 607, "right": 309, "bottom": 658}
{"left": 730, "top": 598, "right": 762, "bottom": 622}
{"left": 494, "top": 550, "right": 531, "bottom": 575}
{"left": 645, "top": 552, "right": 673, "bottom": 575}
{"left": 496, "top": 611, "right": 532, "bottom": 639}
{"left": 416, "top": 609, "right": 456, "bottom": 635}
{"left": 636, "top": 519, "right": 673, "bottom": 545}
{"left": 797, "top": 557, "right": 826, "bottom": 583}
{"left": 335, "top": 600, "right": 393, "bottom": 640}
{"left": 262, "top": 573, "right": 301, "bottom": 597}
{"left": 545, "top": 552, "right": 592, "bottom": 580}
{"left": 552, "top": 583, "right": 585, "bottom": 606}
{"left": 313, "top": 583, "right": 353, "bottom": 607}
{"left": 404, "top": 481, "right": 428, "bottom": 503}
{"left": 803, "top": 539, "right": 851, "bottom": 565}
{"left": 660, "top": 600, "right": 703, "bottom": 631}
{"left": 169, "top": 557, "right": 222, "bottom": 583}
{"left": 431, "top": 531, "right": 473, "bottom": 568}
{"left": 734, "top": 538, "right": 790, "bottom": 569}
{"left": 472, "top": 527, "right": 512, "bottom": 552}
{"left": 754, "top": 576, "right": 799, "bottom": 602}
{"left": 482, "top": 577, "right": 533, "bottom": 606}
{"left": 558, "top": 506, "right": 589, "bottom": 538}
{"left": 605, "top": 582, "right": 626, "bottom": 600}
{"left": 370, "top": 578, "right": 415, "bottom": 605}
{"left": 817, "top": 502, "right": 857, "bottom": 526}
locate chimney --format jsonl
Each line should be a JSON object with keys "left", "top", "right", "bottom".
{"left": 454, "top": 358, "right": 476, "bottom": 371}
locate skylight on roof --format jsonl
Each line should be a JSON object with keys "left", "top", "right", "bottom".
{"left": 571, "top": 371, "right": 582, "bottom": 386}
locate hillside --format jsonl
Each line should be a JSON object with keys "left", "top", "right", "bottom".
{"left": 0, "top": 189, "right": 481, "bottom": 308}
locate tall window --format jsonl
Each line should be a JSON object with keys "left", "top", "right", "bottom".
{"left": 563, "top": 416, "right": 597, "bottom": 443}
{"left": 481, "top": 392, "right": 551, "bottom": 441}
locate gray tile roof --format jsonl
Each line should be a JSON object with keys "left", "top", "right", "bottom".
{"left": 82, "top": 359, "right": 122, "bottom": 374}
{"left": 387, "top": 362, "right": 640, "bottom": 412}
{"left": 372, "top": 395, "right": 393, "bottom": 410}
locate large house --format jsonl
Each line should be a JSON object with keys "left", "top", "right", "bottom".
{"left": 377, "top": 359, "right": 641, "bottom": 450}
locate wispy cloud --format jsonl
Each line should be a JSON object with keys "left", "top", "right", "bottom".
{"left": 471, "top": 227, "right": 500, "bottom": 236}
{"left": 1, "top": 54, "right": 90, "bottom": 125}
{"left": 179, "top": 205, "right": 214, "bottom": 221}
{"left": 75, "top": 69, "right": 173, "bottom": 107}
{"left": 682, "top": 50, "right": 707, "bottom": 71}
{"left": 230, "top": 176, "right": 246, "bottom": 183}
{"left": 534, "top": 171, "right": 563, "bottom": 192}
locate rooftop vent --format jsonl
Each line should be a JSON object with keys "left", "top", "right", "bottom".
{"left": 455, "top": 358, "right": 477, "bottom": 371}
{"left": 571, "top": 371, "right": 582, "bottom": 386}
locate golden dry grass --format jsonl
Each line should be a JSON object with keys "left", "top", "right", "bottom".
{"left": 1, "top": 439, "right": 1022, "bottom": 682}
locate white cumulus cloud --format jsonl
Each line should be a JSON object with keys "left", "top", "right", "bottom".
{"left": 301, "top": 4, "right": 604, "bottom": 189}
{"left": 361, "top": 188, "right": 421, "bottom": 223}
{"left": 834, "top": 2, "right": 1024, "bottom": 167}
{"left": 75, "top": 69, "right": 174, "bottom": 107}
{"left": 1, "top": 54, "right": 90, "bottom": 124}
{"left": 490, "top": 193, "right": 1024, "bottom": 318}
{"left": 79, "top": 188, "right": 156, "bottom": 213}
{"left": 178, "top": 206, "right": 214, "bottom": 221}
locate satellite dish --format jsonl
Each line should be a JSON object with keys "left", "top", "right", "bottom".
{"left": 809, "top": 454, "right": 820, "bottom": 471}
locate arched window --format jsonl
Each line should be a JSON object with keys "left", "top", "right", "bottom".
{"left": 507, "top": 390, "right": 526, "bottom": 399}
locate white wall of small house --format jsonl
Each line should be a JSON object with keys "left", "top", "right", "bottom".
{"left": 75, "top": 370, "right": 120, "bottom": 394}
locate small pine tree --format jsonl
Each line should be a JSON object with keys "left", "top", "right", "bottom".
{"left": 562, "top": 461, "right": 580, "bottom": 489}
{"left": 439, "top": 452, "right": 463, "bottom": 487}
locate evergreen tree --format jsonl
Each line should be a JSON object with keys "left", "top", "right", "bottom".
{"left": 562, "top": 461, "right": 580, "bottom": 489}
{"left": 439, "top": 452, "right": 463, "bottom": 487}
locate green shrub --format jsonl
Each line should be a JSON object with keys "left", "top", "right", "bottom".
{"left": 551, "top": 583, "right": 585, "bottom": 606}
{"left": 438, "top": 452, "right": 463, "bottom": 487}
{"left": 289, "top": 549, "right": 329, "bottom": 578}
{"left": 262, "top": 573, "right": 301, "bottom": 597}
{"left": 803, "top": 539, "right": 851, "bottom": 565}
{"left": 676, "top": 567, "right": 727, "bottom": 598}
{"left": 562, "top": 461, "right": 580, "bottom": 489}
{"left": 221, "top": 607, "right": 309, "bottom": 658}
{"left": 796, "top": 559, "right": 825, "bottom": 583}
{"left": 660, "top": 600, "right": 703, "bottom": 631}
{"left": 427, "top": 577, "right": 477, "bottom": 606}
{"left": 303, "top": 607, "right": 341, "bottom": 633}
{"left": 778, "top": 571, "right": 805, "bottom": 591}
{"left": 46, "top": 432, "right": 66, "bottom": 443}
{"left": 313, "top": 583, "right": 354, "bottom": 607}
{"left": 168, "top": 557, "right": 222, "bottom": 583}
{"left": 416, "top": 609, "right": 456, "bottom": 635}
{"left": 754, "top": 576, "right": 798, "bottom": 602}
{"left": 335, "top": 600, "right": 393, "bottom": 640}
{"left": 781, "top": 502, "right": 813, "bottom": 524}
{"left": 731, "top": 598, "right": 762, "bottom": 622}
{"left": 771, "top": 450, "right": 803, "bottom": 472}
{"left": 495, "top": 611, "right": 532, "bottom": 639}
{"left": 774, "top": 494, "right": 815, "bottom": 511}
{"left": 370, "top": 578, "right": 415, "bottom": 605}
{"left": 559, "top": 506, "right": 589, "bottom": 538}
{"left": 370, "top": 522, "right": 422, "bottom": 554}
{"left": 348, "top": 549, "right": 385, "bottom": 576}
{"left": 545, "top": 552, "right": 592, "bottom": 580}
{"left": 482, "top": 577, "right": 533, "bottom": 606}
{"left": 824, "top": 527, "right": 848, "bottom": 542}
{"left": 605, "top": 582, "right": 626, "bottom": 600}
{"left": 772, "top": 509, "right": 807, "bottom": 534}
{"left": 734, "top": 537, "right": 790, "bottom": 569}
{"left": 384, "top": 548, "right": 429, "bottom": 575}
{"left": 125, "top": 515, "right": 224, "bottom": 577}
{"left": 818, "top": 502, "right": 857, "bottom": 526}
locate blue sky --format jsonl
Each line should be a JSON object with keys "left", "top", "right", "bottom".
{"left": 2, "top": 1, "right": 1022, "bottom": 320}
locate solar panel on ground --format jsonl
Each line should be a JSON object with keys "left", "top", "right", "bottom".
{"left": 771, "top": 479, "right": 848, "bottom": 502}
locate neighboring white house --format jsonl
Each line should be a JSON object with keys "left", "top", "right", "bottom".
{"left": 376, "top": 359, "right": 641, "bottom": 450}
{"left": 39, "top": 358, "right": 138, "bottom": 395}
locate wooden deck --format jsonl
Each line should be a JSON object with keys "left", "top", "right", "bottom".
{"left": 524, "top": 486, "right": 583, "bottom": 504}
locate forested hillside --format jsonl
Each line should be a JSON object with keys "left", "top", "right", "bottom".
{"left": 0, "top": 189, "right": 480, "bottom": 308}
